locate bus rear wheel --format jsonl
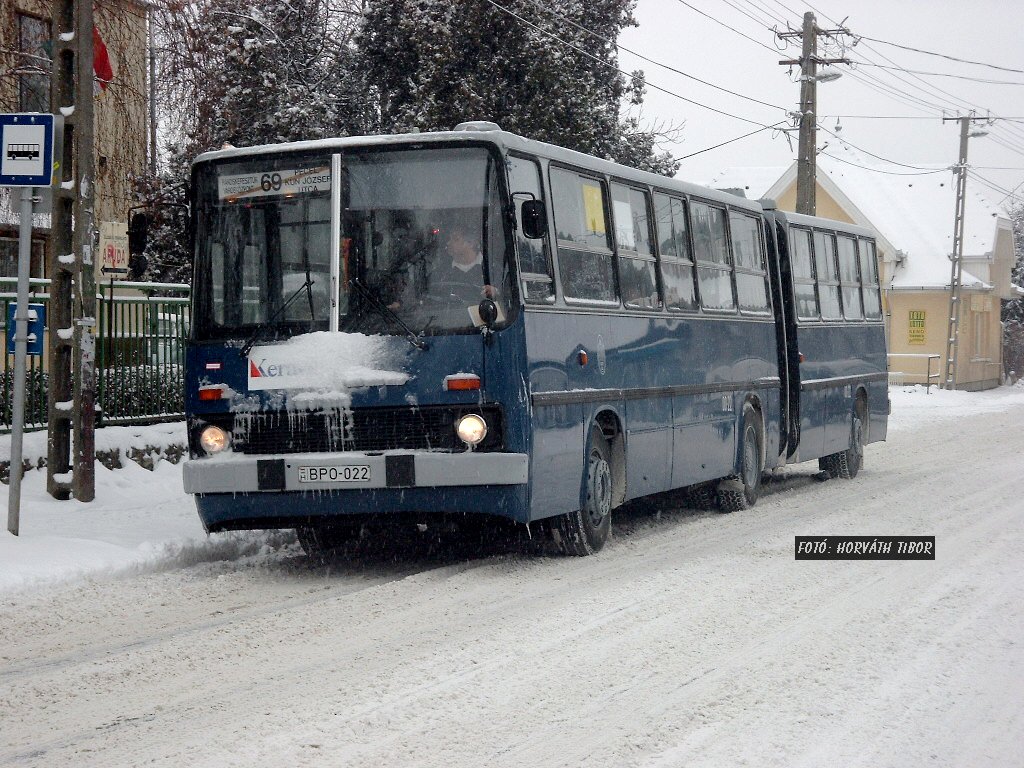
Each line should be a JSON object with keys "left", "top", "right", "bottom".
{"left": 716, "top": 404, "right": 763, "bottom": 513}
{"left": 820, "top": 403, "right": 866, "bottom": 480}
{"left": 556, "top": 432, "right": 613, "bottom": 556}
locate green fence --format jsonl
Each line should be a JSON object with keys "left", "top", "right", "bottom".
{"left": 1, "top": 277, "right": 190, "bottom": 434}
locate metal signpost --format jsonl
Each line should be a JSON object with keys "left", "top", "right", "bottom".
{"left": 2, "top": 112, "right": 60, "bottom": 536}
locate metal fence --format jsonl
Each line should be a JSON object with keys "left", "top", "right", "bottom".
{"left": 1, "top": 277, "right": 190, "bottom": 433}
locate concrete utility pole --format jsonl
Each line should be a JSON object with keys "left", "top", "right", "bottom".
{"left": 941, "top": 112, "right": 988, "bottom": 390}
{"left": 48, "top": 0, "right": 97, "bottom": 501}
{"left": 779, "top": 12, "right": 850, "bottom": 215}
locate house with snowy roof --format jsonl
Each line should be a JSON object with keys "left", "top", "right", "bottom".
{"left": 708, "top": 142, "right": 1017, "bottom": 391}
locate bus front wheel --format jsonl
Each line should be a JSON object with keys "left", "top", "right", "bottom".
{"left": 556, "top": 432, "right": 613, "bottom": 556}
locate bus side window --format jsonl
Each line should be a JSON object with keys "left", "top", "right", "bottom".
{"left": 789, "top": 226, "right": 818, "bottom": 320}
{"left": 654, "top": 194, "right": 696, "bottom": 311}
{"left": 728, "top": 210, "right": 769, "bottom": 313}
{"left": 612, "top": 183, "right": 660, "bottom": 310}
{"left": 859, "top": 238, "right": 882, "bottom": 319}
{"left": 691, "top": 201, "right": 734, "bottom": 311}
{"left": 813, "top": 230, "right": 842, "bottom": 320}
{"left": 837, "top": 235, "right": 863, "bottom": 320}
{"left": 508, "top": 156, "right": 554, "bottom": 303}
{"left": 550, "top": 167, "right": 617, "bottom": 303}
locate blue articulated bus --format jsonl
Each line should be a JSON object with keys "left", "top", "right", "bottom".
{"left": 181, "top": 122, "right": 887, "bottom": 556}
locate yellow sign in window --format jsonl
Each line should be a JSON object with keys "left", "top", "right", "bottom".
{"left": 582, "top": 182, "right": 606, "bottom": 238}
{"left": 908, "top": 310, "right": 926, "bottom": 345}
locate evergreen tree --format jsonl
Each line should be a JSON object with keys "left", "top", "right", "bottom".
{"left": 1001, "top": 202, "right": 1024, "bottom": 378}
{"left": 356, "top": 0, "right": 679, "bottom": 174}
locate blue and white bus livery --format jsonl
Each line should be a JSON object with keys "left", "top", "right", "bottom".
{"left": 181, "top": 123, "right": 888, "bottom": 556}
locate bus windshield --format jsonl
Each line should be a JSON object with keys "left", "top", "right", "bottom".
{"left": 192, "top": 146, "right": 512, "bottom": 341}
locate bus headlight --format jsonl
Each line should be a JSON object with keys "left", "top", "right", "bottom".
{"left": 199, "top": 425, "right": 231, "bottom": 454}
{"left": 455, "top": 414, "right": 488, "bottom": 446}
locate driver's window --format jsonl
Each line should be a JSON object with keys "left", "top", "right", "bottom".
{"left": 508, "top": 155, "right": 554, "bottom": 303}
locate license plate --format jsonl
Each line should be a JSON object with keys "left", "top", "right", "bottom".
{"left": 297, "top": 465, "right": 371, "bottom": 484}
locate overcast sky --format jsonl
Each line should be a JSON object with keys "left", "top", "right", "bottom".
{"left": 619, "top": 0, "right": 1024, "bottom": 207}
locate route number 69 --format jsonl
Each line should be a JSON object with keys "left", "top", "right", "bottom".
{"left": 260, "top": 173, "right": 283, "bottom": 192}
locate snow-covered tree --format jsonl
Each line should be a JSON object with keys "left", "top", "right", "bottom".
{"left": 356, "top": 0, "right": 679, "bottom": 175}
{"left": 1001, "top": 202, "right": 1024, "bottom": 378}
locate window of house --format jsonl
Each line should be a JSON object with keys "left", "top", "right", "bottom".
{"left": 836, "top": 235, "right": 863, "bottom": 320}
{"left": 18, "top": 14, "right": 51, "bottom": 113}
{"left": 691, "top": 201, "right": 734, "bottom": 310}
{"left": 654, "top": 193, "right": 696, "bottom": 311}
{"left": 859, "top": 238, "right": 882, "bottom": 319}
{"left": 612, "top": 183, "right": 659, "bottom": 309}
{"left": 509, "top": 156, "right": 555, "bottom": 303}
{"left": 729, "top": 210, "right": 769, "bottom": 313}
{"left": 813, "top": 230, "right": 842, "bottom": 320}
{"left": 973, "top": 309, "right": 989, "bottom": 360}
{"left": 0, "top": 236, "right": 45, "bottom": 279}
{"left": 789, "top": 226, "right": 819, "bottom": 320}
{"left": 550, "top": 167, "right": 617, "bottom": 303}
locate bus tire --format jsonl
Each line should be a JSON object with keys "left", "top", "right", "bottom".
{"left": 716, "top": 404, "right": 763, "bottom": 513}
{"left": 836, "top": 409, "right": 866, "bottom": 480}
{"left": 820, "top": 401, "right": 866, "bottom": 480}
{"left": 296, "top": 519, "right": 363, "bottom": 562}
{"left": 557, "top": 432, "right": 613, "bottom": 556}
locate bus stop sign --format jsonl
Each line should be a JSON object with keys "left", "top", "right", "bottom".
{"left": 0, "top": 113, "right": 56, "bottom": 188}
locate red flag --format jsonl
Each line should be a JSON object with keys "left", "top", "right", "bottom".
{"left": 93, "top": 26, "right": 113, "bottom": 90}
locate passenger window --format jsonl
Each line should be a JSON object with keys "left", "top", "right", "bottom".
{"left": 837, "top": 235, "right": 863, "bottom": 320}
{"left": 508, "top": 156, "right": 555, "bottom": 303}
{"left": 692, "top": 201, "right": 734, "bottom": 310}
{"left": 612, "top": 183, "right": 659, "bottom": 309}
{"left": 813, "top": 231, "right": 842, "bottom": 320}
{"left": 729, "top": 210, "right": 769, "bottom": 313}
{"left": 859, "top": 238, "right": 882, "bottom": 319}
{"left": 789, "top": 226, "right": 818, "bottom": 320}
{"left": 654, "top": 194, "right": 696, "bottom": 311}
{"left": 550, "top": 167, "right": 617, "bottom": 303}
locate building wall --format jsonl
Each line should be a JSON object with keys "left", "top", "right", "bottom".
{"left": 887, "top": 289, "right": 1002, "bottom": 390}
{"left": 0, "top": 0, "right": 147, "bottom": 280}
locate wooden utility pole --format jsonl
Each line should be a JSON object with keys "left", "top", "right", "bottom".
{"left": 779, "top": 12, "right": 850, "bottom": 215}
{"left": 48, "top": 0, "right": 97, "bottom": 501}
{"left": 941, "top": 112, "right": 987, "bottom": 390}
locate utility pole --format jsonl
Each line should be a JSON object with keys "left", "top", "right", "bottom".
{"left": 48, "top": 0, "right": 97, "bottom": 501}
{"left": 779, "top": 12, "right": 850, "bottom": 215}
{"left": 941, "top": 112, "right": 987, "bottom": 390}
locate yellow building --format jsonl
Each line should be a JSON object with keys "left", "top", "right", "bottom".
{"left": 0, "top": 0, "right": 148, "bottom": 279}
{"left": 710, "top": 143, "right": 1017, "bottom": 391}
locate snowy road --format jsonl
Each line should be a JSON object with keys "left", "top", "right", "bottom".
{"left": 2, "top": 398, "right": 1023, "bottom": 767}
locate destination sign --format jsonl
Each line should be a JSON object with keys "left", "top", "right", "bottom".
{"left": 218, "top": 166, "right": 331, "bottom": 201}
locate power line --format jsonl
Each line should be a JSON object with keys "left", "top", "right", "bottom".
{"left": 819, "top": 151, "right": 948, "bottom": 176}
{"left": 520, "top": 0, "right": 787, "bottom": 111}
{"left": 855, "top": 34, "right": 1024, "bottom": 75}
{"left": 680, "top": 120, "right": 788, "bottom": 159}
{"left": 671, "top": 0, "right": 781, "bottom": 57}
{"left": 817, "top": 124, "right": 945, "bottom": 171}
{"left": 853, "top": 62, "right": 1024, "bottom": 87}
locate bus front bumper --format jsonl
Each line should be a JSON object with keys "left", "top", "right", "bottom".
{"left": 183, "top": 450, "right": 529, "bottom": 495}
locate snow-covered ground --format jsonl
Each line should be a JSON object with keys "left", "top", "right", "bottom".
{"left": 1, "top": 384, "right": 1023, "bottom": 767}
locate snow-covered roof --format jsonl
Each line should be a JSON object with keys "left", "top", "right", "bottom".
{"left": 707, "top": 140, "right": 1011, "bottom": 291}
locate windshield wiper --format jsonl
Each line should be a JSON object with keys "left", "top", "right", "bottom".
{"left": 240, "top": 278, "right": 315, "bottom": 356}
{"left": 349, "top": 278, "right": 428, "bottom": 351}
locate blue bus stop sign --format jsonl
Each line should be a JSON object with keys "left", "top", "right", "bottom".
{"left": 6, "top": 303, "right": 46, "bottom": 356}
{"left": 0, "top": 113, "right": 57, "bottom": 188}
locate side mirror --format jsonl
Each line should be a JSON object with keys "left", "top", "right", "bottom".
{"left": 520, "top": 200, "right": 547, "bottom": 239}
{"left": 128, "top": 212, "right": 149, "bottom": 256}
{"left": 477, "top": 298, "right": 498, "bottom": 328}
